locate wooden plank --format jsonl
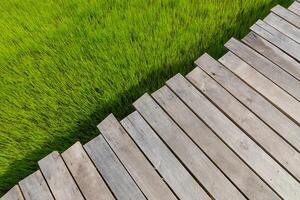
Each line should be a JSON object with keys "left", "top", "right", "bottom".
{"left": 250, "top": 20, "right": 300, "bottom": 62}
{"left": 133, "top": 94, "right": 244, "bottom": 199}
{"left": 264, "top": 13, "right": 300, "bottom": 43}
{"left": 62, "top": 142, "right": 115, "bottom": 200}
{"left": 121, "top": 111, "right": 211, "bottom": 200}
{"left": 242, "top": 32, "right": 300, "bottom": 81}
{"left": 289, "top": 1, "right": 300, "bottom": 15}
{"left": 1, "top": 186, "right": 24, "bottom": 200}
{"left": 152, "top": 86, "right": 280, "bottom": 200}
{"left": 98, "top": 114, "right": 176, "bottom": 200}
{"left": 272, "top": 5, "right": 300, "bottom": 28}
{"left": 225, "top": 38, "right": 300, "bottom": 101}
{"left": 84, "top": 135, "right": 146, "bottom": 200}
{"left": 19, "top": 170, "right": 54, "bottom": 200}
{"left": 187, "top": 66, "right": 300, "bottom": 181}
{"left": 219, "top": 52, "right": 300, "bottom": 125}
{"left": 38, "top": 151, "right": 84, "bottom": 200}
{"left": 166, "top": 73, "right": 300, "bottom": 199}
{"left": 196, "top": 53, "right": 300, "bottom": 153}
{"left": 256, "top": 18, "right": 300, "bottom": 44}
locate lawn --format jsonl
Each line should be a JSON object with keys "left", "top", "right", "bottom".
{"left": 0, "top": 0, "right": 293, "bottom": 195}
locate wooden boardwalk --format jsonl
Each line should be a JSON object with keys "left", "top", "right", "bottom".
{"left": 2, "top": 2, "right": 300, "bottom": 200}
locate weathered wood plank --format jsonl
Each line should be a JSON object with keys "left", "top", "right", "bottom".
{"left": 225, "top": 38, "right": 300, "bottom": 101}
{"left": 62, "top": 142, "right": 115, "bottom": 200}
{"left": 19, "top": 170, "right": 54, "bottom": 200}
{"left": 166, "top": 73, "right": 300, "bottom": 199}
{"left": 99, "top": 114, "right": 176, "bottom": 200}
{"left": 219, "top": 52, "right": 300, "bottom": 124}
{"left": 133, "top": 94, "right": 244, "bottom": 199}
{"left": 122, "top": 111, "right": 210, "bottom": 200}
{"left": 1, "top": 186, "right": 24, "bottom": 200}
{"left": 242, "top": 32, "right": 300, "bottom": 81}
{"left": 264, "top": 13, "right": 300, "bottom": 43}
{"left": 272, "top": 5, "right": 300, "bottom": 28}
{"left": 289, "top": 1, "right": 300, "bottom": 15}
{"left": 187, "top": 66, "right": 300, "bottom": 181}
{"left": 250, "top": 20, "right": 300, "bottom": 61}
{"left": 38, "top": 151, "right": 84, "bottom": 200}
{"left": 256, "top": 18, "right": 300, "bottom": 44}
{"left": 84, "top": 135, "right": 146, "bottom": 200}
{"left": 196, "top": 53, "right": 300, "bottom": 153}
{"left": 152, "top": 86, "right": 280, "bottom": 200}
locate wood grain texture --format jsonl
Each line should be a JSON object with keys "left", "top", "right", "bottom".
{"left": 121, "top": 111, "right": 210, "bottom": 200}
{"left": 242, "top": 32, "right": 300, "bottom": 81}
{"left": 250, "top": 20, "right": 300, "bottom": 62}
{"left": 196, "top": 53, "right": 300, "bottom": 153}
{"left": 19, "top": 170, "right": 54, "bottom": 200}
{"left": 187, "top": 66, "right": 300, "bottom": 182}
{"left": 225, "top": 38, "right": 300, "bottom": 101}
{"left": 272, "top": 5, "right": 300, "bottom": 28}
{"left": 1, "top": 186, "right": 24, "bottom": 200}
{"left": 133, "top": 94, "right": 244, "bottom": 200}
{"left": 152, "top": 86, "right": 279, "bottom": 200}
{"left": 166, "top": 73, "right": 300, "bottom": 200}
{"left": 84, "top": 135, "right": 146, "bottom": 200}
{"left": 98, "top": 114, "right": 176, "bottom": 200}
{"left": 264, "top": 13, "right": 300, "bottom": 43}
{"left": 289, "top": 1, "right": 300, "bottom": 15}
{"left": 219, "top": 52, "right": 300, "bottom": 125}
{"left": 38, "top": 151, "right": 84, "bottom": 200}
{"left": 62, "top": 142, "right": 114, "bottom": 200}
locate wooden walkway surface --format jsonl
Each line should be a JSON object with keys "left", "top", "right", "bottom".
{"left": 2, "top": 1, "right": 300, "bottom": 200}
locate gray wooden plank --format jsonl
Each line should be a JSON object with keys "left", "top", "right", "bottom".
{"left": 62, "top": 142, "right": 115, "bottom": 200}
{"left": 196, "top": 53, "right": 300, "bottom": 153}
{"left": 187, "top": 66, "right": 300, "bottom": 181}
{"left": 1, "top": 186, "right": 24, "bottom": 200}
{"left": 272, "top": 5, "right": 300, "bottom": 28}
{"left": 219, "top": 52, "right": 300, "bottom": 125}
{"left": 256, "top": 18, "right": 300, "bottom": 43}
{"left": 84, "top": 134, "right": 146, "bottom": 200}
{"left": 250, "top": 20, "right": 300, "bottom": 62}
{"left": 264, "top": 13, "right": 300, "bottom": 43}
{"left": 152, "top": 86, "right": 280, "bottom": 200}
{"left": 242, "top": 32, "right": 300, "bottom": 81}
{"left": 98, "top": 114, "right": 176, "bottom": 200}
{"left": 38, "top": 151, "right": 84, "bottom": 200}
{"left": 19, "top": 170, "right": 54, "bottom": 200}
{"left": 133, "top": 94, "right": 244, "bottom": 200}
{"left": 289, "top": 1, "right": 300, "bottom": 15}
{"left": 121, "top": 111, "right": 210, "bottom": 200}
{"left": 166, "top": 73, "right": 300, "bottom": 200}
{"left": 225, "top": 38, "right": 300, "bottom": 101}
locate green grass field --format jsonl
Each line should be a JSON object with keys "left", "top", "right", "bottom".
{"left": 0, "top": 0, "right": 293, "bottom": 195}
